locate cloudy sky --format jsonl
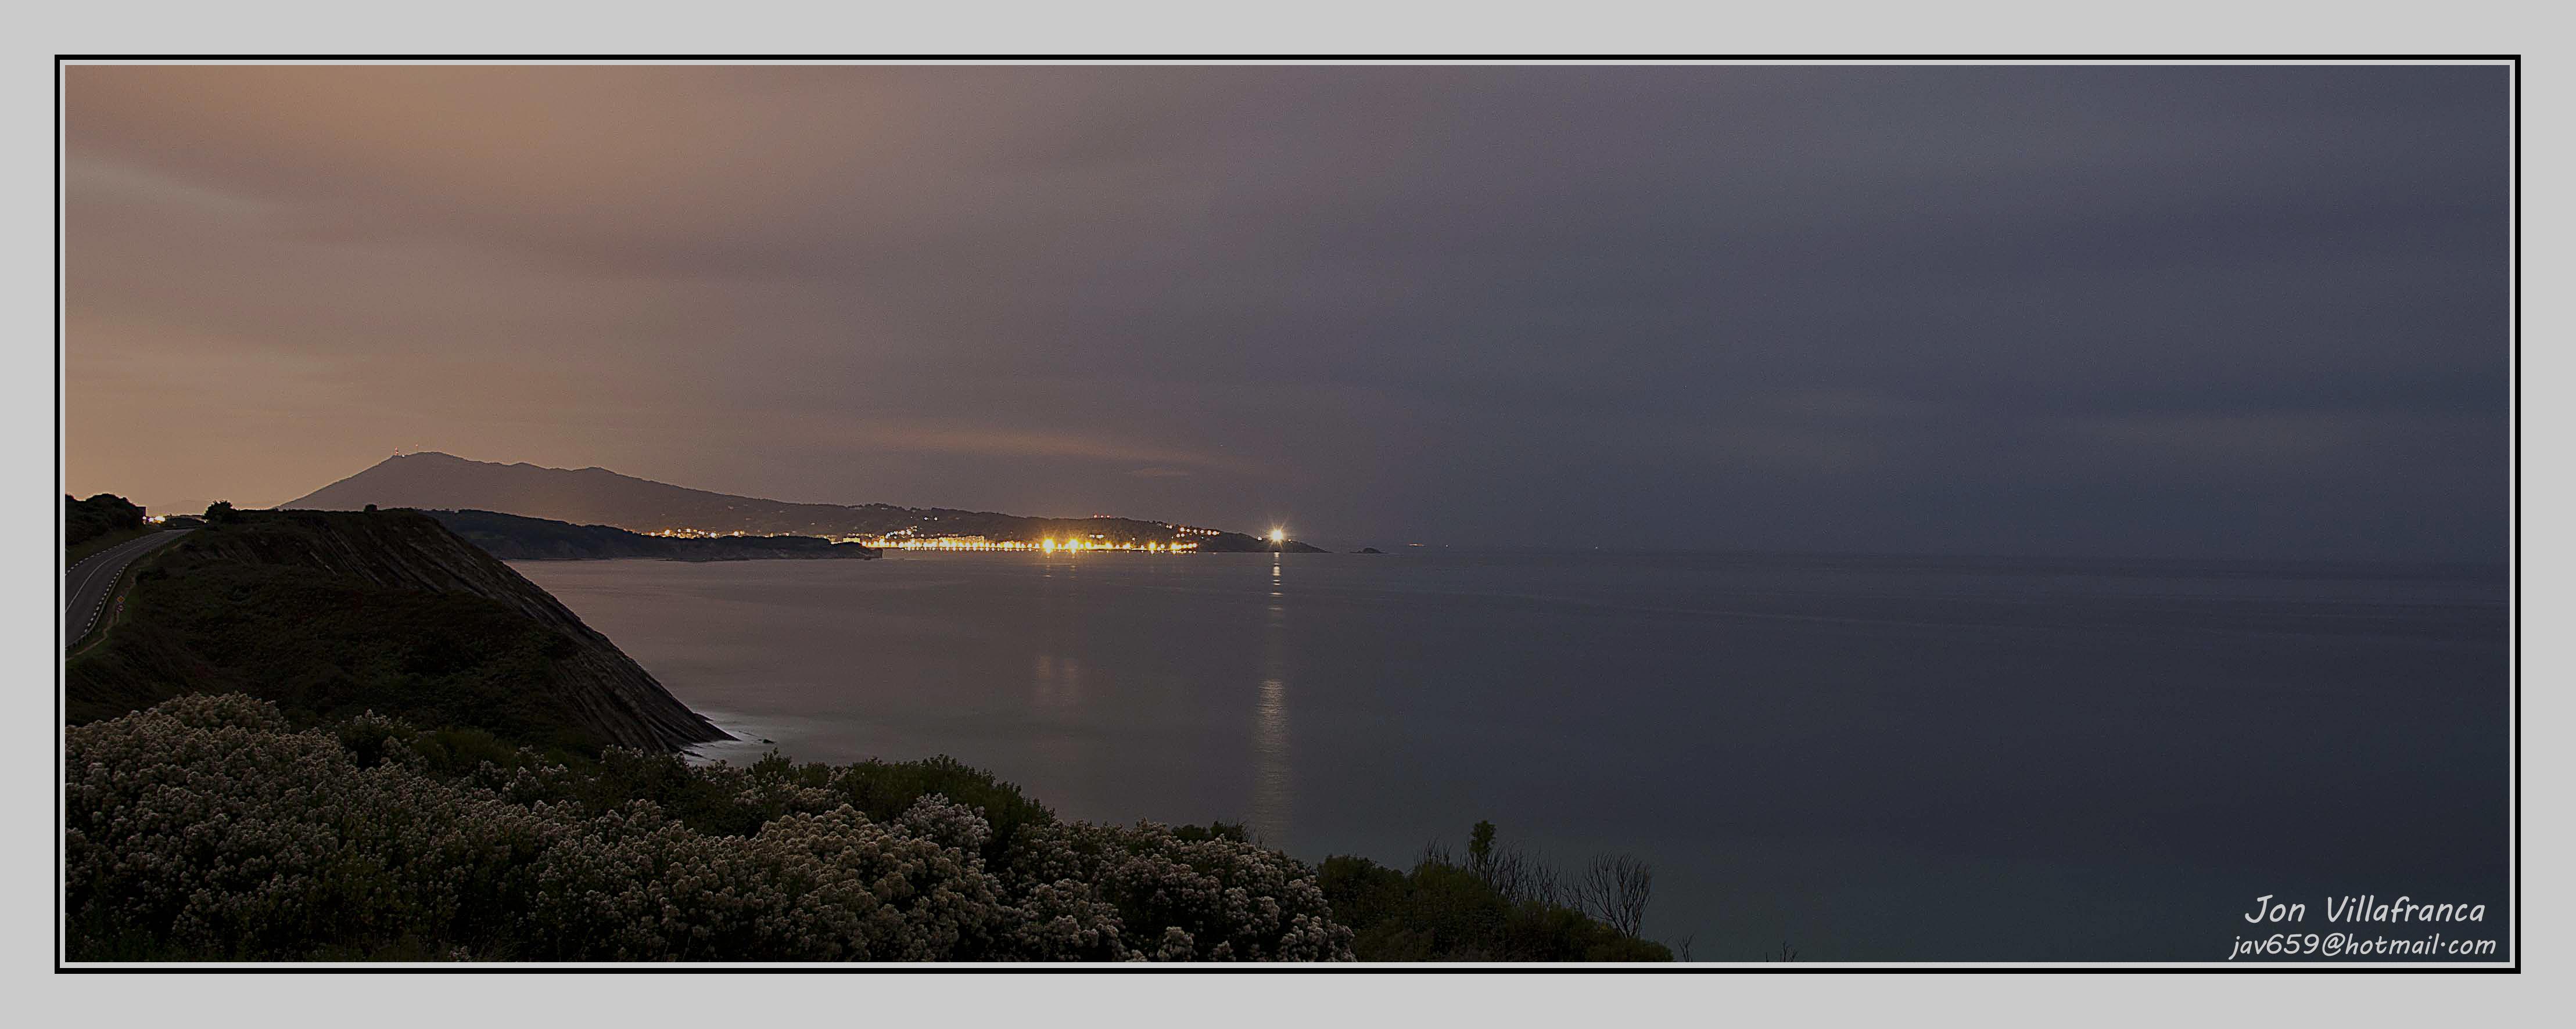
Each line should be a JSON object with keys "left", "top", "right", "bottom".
{"left": 64, "top": 64, "right": 2508, "bottom": 557}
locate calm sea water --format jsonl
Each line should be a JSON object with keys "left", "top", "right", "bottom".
{"left": 514, "top": 550, "right": 2510, "bottom": 961}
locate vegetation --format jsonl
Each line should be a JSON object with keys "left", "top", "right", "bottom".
{"left": 67, "top": 696, "right": 1351, "bottom": 961}
{"left": 61, "top": 502, "right": 1670, "bottom": 962}
{"left": 65, "top": 508, "right": 721, "bottom": 753}
{"left": 66, "top": 693, "right": 1662, "bottom": 962}
{"left": 66, "top": 494, "right": 152, "bottom": 567}
{"left": 1318, "top": 821, "right": 1671, "bottom": 961}
{"left": 67, "top": 492, "right": 146, "bottom": 546}
{"left": 70, "top": 541, "right": 609, "bottom": 751}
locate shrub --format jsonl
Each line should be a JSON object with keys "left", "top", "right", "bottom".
{"left": 65, "top": 695, "right": 1354, "bottom": 962}
{"left": 66, "top": 493, "right": 146, "bottom": 547}
{"left": 1317, "top": 825, "right": 1672, "bottom": 962}
{"left": 1002, "top": 819, "right": 1350, "bottom": 960}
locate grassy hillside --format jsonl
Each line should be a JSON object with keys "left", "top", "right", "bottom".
{"left": 66, "top": 508, "right": 726, "bottom": 753}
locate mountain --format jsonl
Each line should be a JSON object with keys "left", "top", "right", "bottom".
{"left": 285, "top": 452, "right": 1327, "bottom": 552}
{"left": 65, "top": 508, "right": 729, "bottom": 753}
{"left": 425, "top": 509, "right": 880, "bottom": 562}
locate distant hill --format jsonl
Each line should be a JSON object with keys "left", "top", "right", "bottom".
{"left": 426, "top": 509, "right": 879, "bottom": 562}
{"left": 285, "top": 452, "right": 1326, "bottom": 552}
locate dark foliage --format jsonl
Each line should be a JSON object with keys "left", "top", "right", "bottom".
{"left": 68, "top": 697, "right": 1348, "bottom": 962}
{"left": 1172, "top": 821, "right": 1250, "bottom": 843}
{"left": 1318, "top": 824, "right": 1672, "bottom": 962}
{"left": 66, "top": 492, "right": 145, "bottom": 547}
{"left": 332, "top": 708, "right": 1059, "bottom": 860}
{"left": 67, "top": 551, "right": 608, "bottom": 751}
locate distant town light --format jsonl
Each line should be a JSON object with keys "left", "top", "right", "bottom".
{"left": 648, "top": 527, "right": 1200, "bottom": 553}
{"left": 1269, "top": 528, "right": 1285, "bottom": 544}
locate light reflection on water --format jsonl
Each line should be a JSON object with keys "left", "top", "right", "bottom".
{"left": 1254, "top": 557, "right": 1292, "bottom": 846}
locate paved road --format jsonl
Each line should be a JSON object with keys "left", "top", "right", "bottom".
{"left": 64, "top": 529, "right": 193, "bottom": 650}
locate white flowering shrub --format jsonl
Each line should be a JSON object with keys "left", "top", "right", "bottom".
{"left": 1002, "top": 821, "right": 1352, "bottom": 961}
{"left": 66, "top": 696, "right": 1353, "bottom": 962}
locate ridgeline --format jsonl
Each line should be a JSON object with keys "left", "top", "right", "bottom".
{"left": 286, "top": 452, "right": 1326, "bottom": 552}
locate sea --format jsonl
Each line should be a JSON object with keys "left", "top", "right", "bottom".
{"left": 513, "top": 549, "right": 2511, "bottom": 962}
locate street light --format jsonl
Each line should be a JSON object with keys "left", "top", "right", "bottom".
{"left": 1269, "top": 527, "right": 1285, "bottom": 547}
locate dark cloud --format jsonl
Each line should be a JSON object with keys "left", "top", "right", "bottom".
{"left": 64, "top": 64, "right": 2508, "bottom": 559}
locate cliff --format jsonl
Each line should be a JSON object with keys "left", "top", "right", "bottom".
{"left": 64, "top": 508, "right": 729, "bottom": 753}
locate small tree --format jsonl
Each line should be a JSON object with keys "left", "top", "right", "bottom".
{"left": 1576, "top": 854, "right": 1653, "bottom": 938}
{"left": 1458, "top": 821, "right": 1561, "bottom": 907}
{"left": 203, "top": 501, "right": 240, "bottom": 524}
{"left": 363, "top": 503, "right": 378, "bottom": 513}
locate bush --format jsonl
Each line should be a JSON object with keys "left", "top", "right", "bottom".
{"left": 66, "top": 695, "right": 1355, "bottom": 962}
{"left": 66, "top": 493, "right": 146, "bottom": 547}
{"left": 1317, "top": 825, "right": 1673, "bottom": 962}
{"left": 1003, "top": 819, "right": 1348, "bottom": 960}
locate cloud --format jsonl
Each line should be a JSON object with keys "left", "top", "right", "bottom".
{"left": 62, "top": 64, "right": 2509, "bottom": 558}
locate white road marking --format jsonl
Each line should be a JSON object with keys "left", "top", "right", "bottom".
{"left": 63, "top": 530, "right": 192, "bottom": 647}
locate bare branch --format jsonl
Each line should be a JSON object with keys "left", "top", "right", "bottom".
{"left": 1575, "top": 854, "right": 1653, "bottom": 937}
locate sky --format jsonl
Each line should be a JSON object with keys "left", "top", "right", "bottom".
{"left": 64, "top": 64, "right": 2509, "bottom": 559}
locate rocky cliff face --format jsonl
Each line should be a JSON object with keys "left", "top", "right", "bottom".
{"left": 69, "top": 509, "right": 730, "bottom": 753}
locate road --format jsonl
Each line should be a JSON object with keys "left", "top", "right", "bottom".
{"left": 64, "top": 528, "right": 193, "bottom": 650}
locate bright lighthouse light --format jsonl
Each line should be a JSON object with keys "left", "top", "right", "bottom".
{"left": 1269, "top": 528, "right": 1285, "bottom": 544}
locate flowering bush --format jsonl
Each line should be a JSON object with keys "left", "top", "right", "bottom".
{"left": 66, "top": 695, "right": 1354, "bottom": 962}
{"left": 1002, "top": 820, "right": 1351, "bottom": 961}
